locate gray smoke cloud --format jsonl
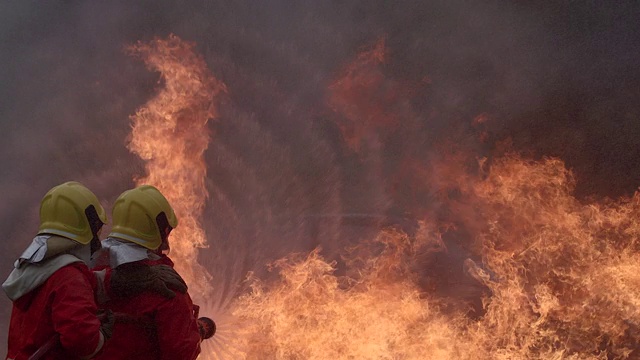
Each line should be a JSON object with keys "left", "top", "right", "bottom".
{"left": 1, "top": 0, "right": 639, "bottom": 355}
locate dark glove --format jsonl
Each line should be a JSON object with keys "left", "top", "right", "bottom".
{"left": 97, "top": 309, "right": 115, "bottom": 340}
{"left": 110, "top": 263, "right": 188, "bottom": 299}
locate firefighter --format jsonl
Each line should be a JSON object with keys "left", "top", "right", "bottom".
{"left": 2, "top": 181, "right": 113, "bottom": 360}
{"left": 92, "top": 185, "right": 201, "bottom": 360}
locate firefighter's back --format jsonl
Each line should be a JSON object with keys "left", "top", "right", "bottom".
{"left": 7, "top": 263, "right": 101, "bottom": 360}
{"left": 94, "top": 261, "right": 201, "bottom": 360}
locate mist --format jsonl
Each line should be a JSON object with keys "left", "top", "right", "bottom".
{"left": 1, "top": 0, "right": 639, "bottom": 356}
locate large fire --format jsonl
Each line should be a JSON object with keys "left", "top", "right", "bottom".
{"left": 228, "top": 155, "right": 640, "bottom": 359}
{"left": 127, "top": 36, "right": 640, "bottom": 359}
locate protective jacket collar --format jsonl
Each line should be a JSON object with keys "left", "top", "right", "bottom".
{"left": 2, "top": 235, "right": 89, "bottom": 300}
{"left": 91, "top": 237, "right": 160, "bottom": 269}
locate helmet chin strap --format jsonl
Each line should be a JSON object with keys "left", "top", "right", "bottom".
{"left": 158, "top": 236, "right": 171, "bottom": 256}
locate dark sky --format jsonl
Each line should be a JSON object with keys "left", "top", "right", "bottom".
{"left": 1, "top": 0, "right": 639, "bottom": 354}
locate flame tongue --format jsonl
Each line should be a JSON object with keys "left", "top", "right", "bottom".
{"left": 127, "top": 34, "right": 226, "bottom": 302}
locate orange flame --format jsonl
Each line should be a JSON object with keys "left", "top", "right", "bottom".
{"left": 127, "top": 34, "right": 226, "bottom": 301}
{"left": 226, "top": 155, "right": 640, "bottom": 359}
{"left": 328, "top": 38, "right": 410, "bottom": 152}
{"left": 125, "top": 36, "right": 640, "bottom": 359}
{"left": 468, "top": 155, "right": 640, "bottom": 358}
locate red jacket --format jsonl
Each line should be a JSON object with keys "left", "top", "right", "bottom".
{"left": 94, "top": 256, "right": 201, "bottom": 360}
{"left": 6, "top": 262, "right": 103, "bottom": 360}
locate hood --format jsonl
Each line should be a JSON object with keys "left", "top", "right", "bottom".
{"left": 91, "top": 237, "right": 161, "bottom": 269}
{"left": 2, "top": 235, "right": 90, "bottom": 301}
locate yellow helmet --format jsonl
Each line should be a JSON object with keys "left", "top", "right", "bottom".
{"left": 108, "top": 185, "right": 178, "bottom": 250}
{"left": 38, "top": 181, "right": 107, "bottom": 245}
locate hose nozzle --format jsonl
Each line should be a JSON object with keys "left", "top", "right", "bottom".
{"left": 197, "top": 317, "right": 216, "bottom": 340}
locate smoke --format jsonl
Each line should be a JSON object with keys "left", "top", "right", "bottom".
{"left": 1, "top": 0, "right": 639, "bottom": 356}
